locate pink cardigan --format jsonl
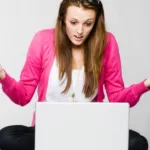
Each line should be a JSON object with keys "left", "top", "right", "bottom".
{"left": 0, "top": 28, "right": 149, "bottom": 126}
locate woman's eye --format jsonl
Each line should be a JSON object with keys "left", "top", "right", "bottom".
{"left": 85, "top": 23, "right": 92, "bottom": 26}
{"left": 70, "top": 22, "right": 76, "bottom": 25}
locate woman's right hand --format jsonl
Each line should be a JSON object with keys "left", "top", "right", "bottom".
{"left": 0, "top": 65, "right": 5, "bottom": 80}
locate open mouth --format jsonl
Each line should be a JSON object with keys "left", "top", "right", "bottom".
{"left": 74, "top": 35, "right": 83, "bottom": 40}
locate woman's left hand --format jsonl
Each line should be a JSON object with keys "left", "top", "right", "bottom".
{"left": 144, "top": 78, "right": 150, "bottom": 89}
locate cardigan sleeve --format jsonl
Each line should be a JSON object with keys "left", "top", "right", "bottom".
{"left": 0, "top": 31, "right": 43, "bottom": 106}
{"left": 104, "top": 32, "right": 149, "bottom": 107}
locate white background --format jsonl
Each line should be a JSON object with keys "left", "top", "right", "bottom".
{"left": 0, "top": 0, "right": 150, "bottom": 145}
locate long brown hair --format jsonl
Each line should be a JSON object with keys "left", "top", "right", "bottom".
{"left": 55, "top": 0, "right": 107, "bottom": 98}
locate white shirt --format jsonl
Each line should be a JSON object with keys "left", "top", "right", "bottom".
{"left": 46, "top": 58, "right": 98, "bottom": 102}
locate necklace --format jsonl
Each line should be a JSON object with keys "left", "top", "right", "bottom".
{"left": 71, "top": 68, "right": 82, "bottom": 102}
{"left": 71, "top": 50, "right": 83, "bottom": 102}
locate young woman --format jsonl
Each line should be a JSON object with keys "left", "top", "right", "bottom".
{"left": 0, "top": 0, "right": 149, "bottom": 150}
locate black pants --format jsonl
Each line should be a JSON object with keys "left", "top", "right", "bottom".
{"left": 0, "top": 125, "right": 148, "bottom": 150}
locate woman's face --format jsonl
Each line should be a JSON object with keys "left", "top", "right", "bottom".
{"left": 65, "top": 5, "right": 96, "bottom": 47}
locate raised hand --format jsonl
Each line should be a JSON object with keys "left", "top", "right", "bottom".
{"left": 0, "top": 65, "right": 5, "bottom": 80}
{"left": 144, "top": 78, "right": 150, "bottom": 89}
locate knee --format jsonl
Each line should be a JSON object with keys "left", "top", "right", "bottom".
{"left": 129, "top": 130, "right": 148, "bottom": 150}
{"left": 0, "top": 126, "right": 14, "bottom": 148}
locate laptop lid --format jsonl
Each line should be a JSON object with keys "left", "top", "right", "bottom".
{"left": 35, "top": 102, "right": 129, "bottom": 150}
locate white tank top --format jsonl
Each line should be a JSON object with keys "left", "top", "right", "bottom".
{"left": 46, "top": 58, "right": 98, "bottom": 102}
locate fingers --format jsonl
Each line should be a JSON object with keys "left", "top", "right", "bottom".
{"left": 0, "top": 64, "right": 5, "bottom": 80}
{"left": 0, "top": 64, "right": 3, "bottom": 72}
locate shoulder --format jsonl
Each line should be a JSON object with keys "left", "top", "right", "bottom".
{"left": 106, "top": 32, "right": 119, "bottom": 49}
{"left": 31, "top": 28, "right": 55, "bottom": 53}
{"left": 37, "top": 28, "right": 55, "bottom": 38}
{"left": 103, "top": 32, "right": 120, "bottom": 61}
{"left": 27, "top": 28, "right": 55, "bottom": 59}
{"left": 34, "top": 28, "right": 55, "bottom": 44}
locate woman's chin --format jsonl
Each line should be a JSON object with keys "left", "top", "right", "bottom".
{"left": 71, "top": 40, "right": 84, "bottom": 47}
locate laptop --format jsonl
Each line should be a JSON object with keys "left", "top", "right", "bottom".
{"left": 35, "top": 102, "right": 129, "bottom": 150}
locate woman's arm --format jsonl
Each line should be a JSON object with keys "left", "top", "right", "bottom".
{"left": 104, "top": 33, "right": 150, "bottom": 107}
{"left": 0, "top": 31, "right": 43, "bottom": 106}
